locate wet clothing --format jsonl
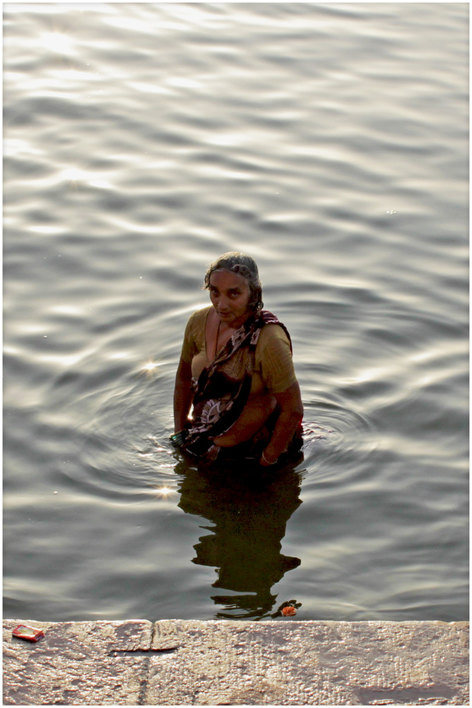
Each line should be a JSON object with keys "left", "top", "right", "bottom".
{"left": 178, "top": 306, "right": 302, "bottom": 462}
{"left": 180, "top": 306, "right": 297, "bottom": 394}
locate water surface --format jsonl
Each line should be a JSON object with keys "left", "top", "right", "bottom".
{"left": 3, "top": 2, "right": 468, "bottom": 621}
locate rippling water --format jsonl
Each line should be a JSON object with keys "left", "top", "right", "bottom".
{"left": 4, "top": 3, "right": 468, "bottom": 622}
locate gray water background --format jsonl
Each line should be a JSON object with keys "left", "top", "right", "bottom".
{"left": 3, "top": 2, "right": 468, "bottom": 622}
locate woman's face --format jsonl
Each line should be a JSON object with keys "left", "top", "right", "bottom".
{"left": 209, "top": 269, "right": 252, "bottom": 328}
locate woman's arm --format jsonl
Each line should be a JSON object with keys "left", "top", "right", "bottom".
{"left": 173, "top": 359, "right": 193, "bottom": 432}
{"left": 260, "top": 381, "right": 303, "bottom": 466}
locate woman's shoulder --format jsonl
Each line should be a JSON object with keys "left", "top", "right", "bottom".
{"left": 257, "top": 320, "right": 291, "bottom": 347}
{"left": 184, "top": 306, "right": 211, "bottom": 342}
{"left": 180, "top": 306, "right": 210, "bottom": 360}
{"left": 187, "top": 305, "right": 211, "bottom": 325}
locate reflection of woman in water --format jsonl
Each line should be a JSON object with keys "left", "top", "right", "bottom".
{"left": 175, "top": 461, "right": 302, "bottom": 619}
{"left": 172, "top": 252, "right": 304, "bottom": 467}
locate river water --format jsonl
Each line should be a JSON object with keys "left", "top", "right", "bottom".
{"left": 4, "top": 3, "right": 468, "bottom": 622}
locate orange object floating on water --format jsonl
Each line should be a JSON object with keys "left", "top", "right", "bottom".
{"left": 282, "top": 606, "right": 296, "bottom": 616}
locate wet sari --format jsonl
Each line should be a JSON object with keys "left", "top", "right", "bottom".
{"left": 180, "top": 310, "right": 302, "bottom": 463}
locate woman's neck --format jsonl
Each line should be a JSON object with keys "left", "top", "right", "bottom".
{"left": 214, "top": 309, "right": 252, "bottom": 332}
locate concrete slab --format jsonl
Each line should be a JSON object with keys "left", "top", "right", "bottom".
{"left": 3, "top": 619, "right": 469, "bottom": 705}
{"left": 147, "top": 620, "right": 469, "bottom": 705}
{"left": 3, "top": 619, "right": 152, "bottom": 705}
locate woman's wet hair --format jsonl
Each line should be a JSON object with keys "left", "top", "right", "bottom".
{"left": 204, "top": 252, "right": 263, "bottom": 312}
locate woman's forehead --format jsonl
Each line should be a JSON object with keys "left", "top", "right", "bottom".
{"left": 209, "top": 269, "right": 249, "bottom": 289}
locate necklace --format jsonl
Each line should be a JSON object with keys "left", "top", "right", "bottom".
{"left": 215, "top": 319, "right": 222, "bottom": 359}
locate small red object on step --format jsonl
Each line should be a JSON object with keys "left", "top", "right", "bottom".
{"left": 12, "top": 625, "right": 45, "bottom": 642}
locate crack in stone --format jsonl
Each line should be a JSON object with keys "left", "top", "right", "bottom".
{"left": 108, "top": 648, "right": 179, "bottom": 656}
{"left": 107, "top": 624, "right": 180, "bottom": 704}
{"left": 137, "top": 624, "right": 155, "bottom": 706}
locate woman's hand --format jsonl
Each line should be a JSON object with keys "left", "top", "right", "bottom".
{"left": 260, "top": 449, "right": 279, "bottom": 467}
{"left": 170, "top": 429, "right": 187, "bottom": 449}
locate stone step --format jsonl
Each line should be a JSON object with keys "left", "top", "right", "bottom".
{"left": 3, "top": 619, "right": 469, "bottom": 705}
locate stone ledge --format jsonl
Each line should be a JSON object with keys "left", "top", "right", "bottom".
{"left": 3, "top": 619, "right": 469, "bottom": 705}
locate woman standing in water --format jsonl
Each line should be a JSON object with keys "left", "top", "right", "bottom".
{"left": 172, "top": 252, "right": 303, "bottom": 466}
